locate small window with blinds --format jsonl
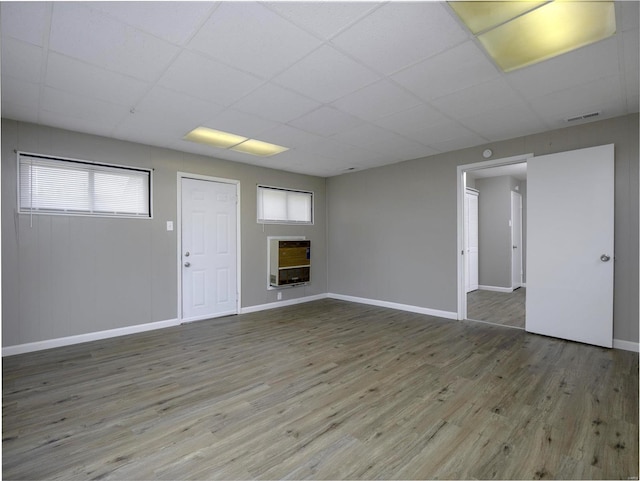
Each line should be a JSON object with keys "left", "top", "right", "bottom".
{"left": 257, "top": 185, "right": 313, "bottom": 225}
{"left": 18, "top": 152, "right": 151, "bottom": 218}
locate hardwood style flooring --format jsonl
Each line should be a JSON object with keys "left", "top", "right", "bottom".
{"left": 3, "top": 299, "right": 638, "bottom": 480}
{"left": 467, "top": 288, "right": 526, "bottom": 328}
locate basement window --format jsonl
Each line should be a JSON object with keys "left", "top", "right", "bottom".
{"left": 18, "top": 152, "right": 152, "bottom": 218}
{"left": 257, "top": 185, "right": 313, "bottom": 225}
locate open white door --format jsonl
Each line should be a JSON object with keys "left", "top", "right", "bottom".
{"left": 526, "top": 144, "right": 614, "bottom": 347}
{"left": 181, "top": 178, "right": 238, "bottom": 322}
{"left": 465, "top": 189, "right": 479, "bottom": 293}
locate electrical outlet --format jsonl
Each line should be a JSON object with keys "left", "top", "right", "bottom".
{"left": 277, "top": 292, "right": 282, "bottom": 300}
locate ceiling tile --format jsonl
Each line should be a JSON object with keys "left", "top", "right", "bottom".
{"left": 45, "top": 53, "right": 150, "bottom": 107}
{"left": 429, "top": 135, "right": 486, "bottom": 153}
{"left": 133, "top": 86, "right": 225, "bottom": 129}
{"left": 431, "top": 78, "right": 523, "bottom": 119}
{"left": 331, "top": 2, "right": 469, "bottom": 75}
{"left": 331, "top": 79, "right": 422, "bottom": 121}
{"left": 187, "top": 2, "right": 322, "bottom": 79}
{"left": 49, "top": 3, "right": 179, "bottom": 82}
{"left": 530, "top": 75, "right": 626, "bottom": 125}
{"left": 1, "top": 76, "right": 41, "bottom": 123}
{"left": 0, "top": 2, "right": 50, "bottom": 47}
{"left": 458, "top": 102, "right": 548, "bottom": 141}
{"left": 508, "top": 37, "right": 620, "bottom": 100}
{"left": 1, "top": 37, "right": 43, "bottom": 82}
{"left": 288, "top": 106, "right": 364, "bottom": 137}
{"left": 392, "top": 41, "right": 500, "bottom": 102}
{"left": 41, "top": 86, "right": 129, "bottom": 124}
{"left": 169, "top": 139, "right": 233, "bottom": 160}
{"left": 203, "top": 109, "right": 278, "bottom": 139}
{"left": 39, "top": 88, "right": 129, "bottom": 136}
{"left": 113, "top": 110, "right": 196, "bottom": 148}
{"left": 90, "top": 2, "right": 214, "bottom": 46}
{"left": 0, "top": 0, "right": 636, "bottom": 178}
{"left": 256, "top": 124, "right": 324, "bottom": 150}
{"left": 400, "top": 119, "right": 485, "bottom": 146}
{"left": 372, "top": 104, "right": 449, "bottom": 136}
{"left": 302, "top": 137, "right": 394, "bottom": 164}
{"left": 158, "top": 51, "right": 263, "bottom": 107}
{"left": 273, "top": 45, "right": 380, "bottom": 103}
{"left": 334, "top": 123, "right": 433, "bottom": 160}
{"left": 265, "top": 2, "right": 379, "bottom": 40}
{"left": 258, "top": 150, "right": 339, "bottom": 177}
{"left": 231, "top": 83, "right": 321, "bottom": 124}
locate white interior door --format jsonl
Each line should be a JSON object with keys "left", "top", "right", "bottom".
{"left": 511, "top": 191, "right": 522, "bottom": 289}
{"left": 526, "top": 144, "right": 614, "bottom": 347}
{"left": 181, "top": 178, "right": 238, "bottom": 322}
{"left": 465, "top": 189, "right": 479, "bottom": 293}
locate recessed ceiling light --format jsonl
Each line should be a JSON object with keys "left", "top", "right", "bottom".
{"left": 183, "top": 127, "right": 289, "bottom": 157}
{"left": 450, "top": 0, "right": 616, "bottom": 72}
{"left": 231, "top": 139, "right": 289, "bottom": 157}
{"left": 184, "top": 127, "right": 247, "bottom": 149}
{"left": 449, "top": 1, "right": 546, "bottom": 35}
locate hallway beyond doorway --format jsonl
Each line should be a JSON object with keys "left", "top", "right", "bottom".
{"left": 467, "top": 288, "right": 525, "bottom": 328}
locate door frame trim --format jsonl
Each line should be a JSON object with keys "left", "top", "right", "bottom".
{"left": 456, "top": 153, "right": 533, "bottom": 321}
{"left": 177, "top": 172, "right": 241, "bottom": 323}
{"left": 510, "top": 190, "right": 523, "bottom": 289}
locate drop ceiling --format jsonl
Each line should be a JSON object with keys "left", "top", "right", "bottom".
{"left": 1, "top": 1, "right": 638, "bottom": 177}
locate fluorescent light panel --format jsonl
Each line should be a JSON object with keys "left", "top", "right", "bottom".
{"left": 184, "top": 127, "right": 247, "bottom": 148}
{"left": 230, "top": 139, "right": 289, "bottom": 156}
{"left": 184, "top": 127, "right": 288, "bottom": 157}
{"left": 450, "top": 0, "right": 616, "bottom": 72}
{"left": 449, "top": 1, "right": 547, "bottom": 35}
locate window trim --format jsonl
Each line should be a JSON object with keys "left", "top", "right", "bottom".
{"left": 17, "top": 151, "right": 153, "bottom": 219}
{"left": 256, "top": 184, "right": 314, "bottom": 225}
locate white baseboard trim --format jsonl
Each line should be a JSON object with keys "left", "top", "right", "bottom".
{"left": 240, "top": 293, "right": 328, "bottom": 314}
{"left": 181, "top": 310, "right": 238, "bottom": 324}
{"left": 613, "top": 339, "right": 639, "bottom": 352}
{"left": 2, "top": 318, "right": 181, "bottom": 357}
{"left": 328, "top": 293, "right": 457, "bottom": 320}
{"left": 479, "top": 285, "right": 514, "bottom": 293}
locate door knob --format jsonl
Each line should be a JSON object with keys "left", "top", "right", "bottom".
{"left": 512, "top": 245, "right": 518, "bottom": 249}
{"left": 600, "top": 254, "right": 611, "bottom": 262}
{"left": 184, "top": 262, "right": 191, "bottom": 267}
{"left": 184, "top": 251, "right": 190, "bottom": 257}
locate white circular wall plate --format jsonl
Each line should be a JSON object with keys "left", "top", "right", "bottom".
{"left": 482, "top": 149, "right": 493, "bottom": 159}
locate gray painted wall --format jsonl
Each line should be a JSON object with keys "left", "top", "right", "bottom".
{"left": 474, "top": 175, "right": 526, "bottom": 289}
{"left": 2, "top": 120, "right": 327, "bottom": 347}
{"left": 475, "top": 175, "right": 513, "bottom": 289}
{"left": 3, "top": 114, "right": 638, "bottom": 348}
{"left": 328, "top": 114, "right": 639, "bottom": 344}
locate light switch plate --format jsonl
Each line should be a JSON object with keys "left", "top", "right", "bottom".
{"left": 167, "top": 221, "right": 174, "bottom": 231}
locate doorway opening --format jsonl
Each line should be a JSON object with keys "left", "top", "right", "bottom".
{"left": 457, "top": 153, "right": 531, "bottom": 329}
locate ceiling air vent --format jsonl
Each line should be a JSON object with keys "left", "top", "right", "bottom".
{"left": 566, "top": 111, "right": 600, "bottom": 123}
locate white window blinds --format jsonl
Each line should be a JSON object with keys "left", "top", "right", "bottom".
{"left": 18, "top": 153, "right": 151, "bottom": 217}
{"left": 257, "top": 185, "right": 313, "bottom": 224}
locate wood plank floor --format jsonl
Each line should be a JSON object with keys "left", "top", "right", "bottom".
{"left": 3, "top": 299, "right": 638, "bottom": 480}
{"left": 467, "top": 288, "right": 526, "bottom": 328}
